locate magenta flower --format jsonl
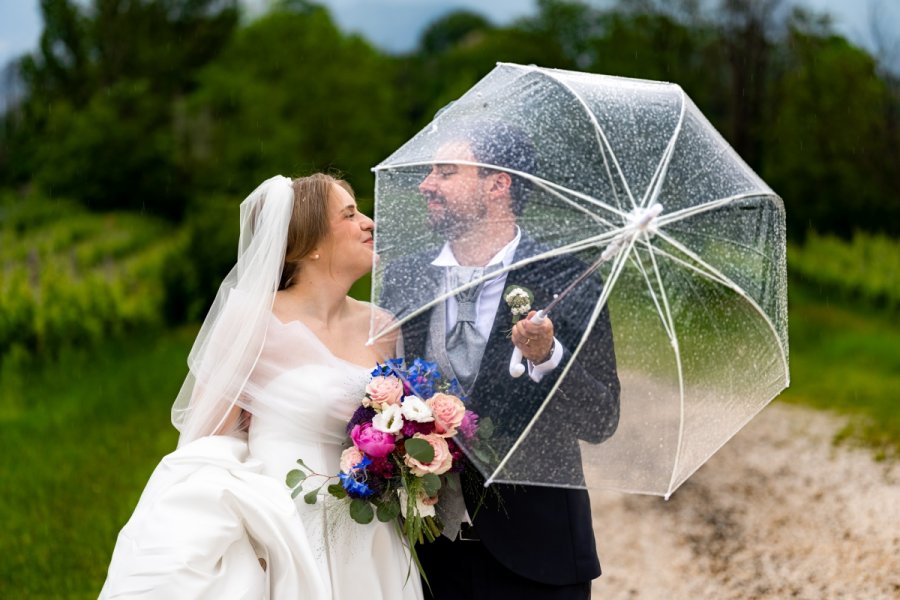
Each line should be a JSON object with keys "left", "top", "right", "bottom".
{"left": 350, "top": 423, "right": 396, "bottom": 458}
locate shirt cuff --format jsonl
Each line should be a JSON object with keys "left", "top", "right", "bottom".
{"left": 527, "top": 338, "right": 563, "bottom": 383}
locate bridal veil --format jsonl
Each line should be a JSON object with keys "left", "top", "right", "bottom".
{"left": 171, "top": 175, "right": 294, "bottom": 446}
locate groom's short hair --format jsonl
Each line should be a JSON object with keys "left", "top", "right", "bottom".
{"left": 463, "top": 121, "right": 537, "bottom": 217}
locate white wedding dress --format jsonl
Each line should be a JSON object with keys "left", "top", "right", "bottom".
{"left": 100, "top": 313, "right": 423, "bottom": 600}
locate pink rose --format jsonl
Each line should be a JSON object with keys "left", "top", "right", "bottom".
{"left": 364, "top": 376, "right": 404, "bottom": 409}
{"left": 339, "top": 446, "right": 364, "bottom": 473}
{"left": 350, "top": 423, "right": 396, "bottom": 458}
{"left": 404, "top": 433, "right": 453, "bottom": 476}
{"left": 426, "top": 393, "right": 467, "bottom": 437}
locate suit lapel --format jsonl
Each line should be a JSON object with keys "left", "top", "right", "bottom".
{"left": 470, "top": 235, "right": 555, "bottom": 399}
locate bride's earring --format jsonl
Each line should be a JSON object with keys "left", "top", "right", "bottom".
{"left": 313, "top": 253, "right": 320, "bottom": 260}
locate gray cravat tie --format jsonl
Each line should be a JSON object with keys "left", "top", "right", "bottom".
{"left": 445, "top": 265, "right": 493, "bottom": 391}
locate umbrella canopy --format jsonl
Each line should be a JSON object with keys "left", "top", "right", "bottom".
{"left": 370, "top": 63, "right": 789, "bottom": 499}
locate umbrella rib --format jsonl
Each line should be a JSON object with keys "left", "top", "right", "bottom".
{"left": 485, "top": 233, "right": 638, "bottom": 486}
{"left": 640, "top": 235, "right": 688, "bottom": 499}
{"left": 523, "top": 68, "right": 638, "bottom": 211}
{"left": 529, "top": 177, "right": 628, "bottom": 219}
{"left": 503, "top": 63, "right": 629, "bottom": 214}
{"left": 373, "top": 159, "right": 629, "bottom": 220}
{"left": 644, "top": 243, "right": 737, "bottom": 291}
{"left": 654, "top": 230, "right": 789, "bottom": 378}
{"left": 630, "top": 244, "right": 676, "bottom": 341}
{"left": 662, "top": 224, "right": 772, "bottom": 264}
{"left": 530, "top": 179, "right": 618, "bottom": 226}
{"left": 656, "top": 192, "right": 772, "bottom": 227}
{"left": 640, "top": 87, "right": 687, "bottom": 210}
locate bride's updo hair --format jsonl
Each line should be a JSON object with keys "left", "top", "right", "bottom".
{"left": 280, "top": 173, "right": 354, "bottom": 289}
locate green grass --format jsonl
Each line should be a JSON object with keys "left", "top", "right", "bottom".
{"left": 780, "top": 281, "right": 900, "bottom": 459}
{"left": 0, "top": 327, "right": 194, "bottom": 598}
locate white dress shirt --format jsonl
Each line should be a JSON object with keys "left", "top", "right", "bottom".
{"left": 430, "top": 227, "right": 563, "bottom": 382}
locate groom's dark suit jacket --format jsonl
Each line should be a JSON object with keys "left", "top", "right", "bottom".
{"left": 380, "top": 234, "right": 620, "bottom": 587}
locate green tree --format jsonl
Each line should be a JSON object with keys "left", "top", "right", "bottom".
{"left": 419, "top": 10, "right": 492, "bottom": 56}
{"left": 763, "top": 11, "right": 899, "bottom": 237}
{"left": 181, "top": 3, "right": 405, "bottom": 200}
{"left": 1, "top": 0, "right": 239, "bottom": 218}
{"left": 715, "top": 0, "right": 781, "bottom": 170}
{"left": 401, "top": 9, "right": 571, "bottom": 128}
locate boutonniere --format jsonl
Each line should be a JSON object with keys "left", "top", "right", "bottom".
{"left": 503, "top": 284, "right": 534, "bottom": 326}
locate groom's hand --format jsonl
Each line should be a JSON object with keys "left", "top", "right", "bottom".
{"left": 512, "top": 310, "right": 555, "bottom": 364}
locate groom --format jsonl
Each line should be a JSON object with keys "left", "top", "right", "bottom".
{"left": 380, "top": 122, "right": 620, "bottom": 599}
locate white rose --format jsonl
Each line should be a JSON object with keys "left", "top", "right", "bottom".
{"left": 400, "top": 395, "right": 434, "bottom": 423}
{"left": 372, "top": 403, "right": 404, "bottom": 434}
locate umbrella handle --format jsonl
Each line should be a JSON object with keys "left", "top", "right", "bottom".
{"left": 509, "top": 311, "right": 547, "bottom": 378}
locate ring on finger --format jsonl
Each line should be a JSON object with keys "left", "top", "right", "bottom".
{"left": 525, "top": 338, "right": 532, "bottom": 346}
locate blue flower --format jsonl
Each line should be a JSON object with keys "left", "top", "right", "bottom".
{"left": 339, "top": 456, "right": 376, "bottom": 499}
{"left": 406, "top": 358, "right": 442, "bottom": 398}
{"left": 371, "top": 358, "right": 405, "bottom": 378}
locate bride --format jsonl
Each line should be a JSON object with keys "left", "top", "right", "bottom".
{"left": 100, "top": 174, "right": 423, "bottom": 600}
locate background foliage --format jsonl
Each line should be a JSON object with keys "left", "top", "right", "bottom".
{"left": 0, "top": 0, "right": 897, "bottom": 596}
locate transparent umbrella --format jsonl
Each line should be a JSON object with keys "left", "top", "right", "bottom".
{"left": 369, "top": 63, "right": 789, "bottom": 499}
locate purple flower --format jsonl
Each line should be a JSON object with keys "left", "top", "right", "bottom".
{"left": 401, "top": 419, "right": 435, "bottom": 437}
{"left": 458, "top": 410, "right": 479, "bottom": 440}
{"left": 346, "top": 406, "right": 376, "bottom": 435}
{"left": 447, "top": 438, "right": 466, "bottom": 473}
{"left": 368, "top": 455, "right": 395, "bottom": 479}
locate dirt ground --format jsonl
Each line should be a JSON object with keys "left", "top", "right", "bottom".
{"left": 588, "top": 402, "right": 900, "bottom": 599}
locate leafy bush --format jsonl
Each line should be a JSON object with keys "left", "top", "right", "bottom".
{"left": 0, "top": 193, "right": 181, "bottom": 364}
{"left": 788, "top": 231, "right": 900, "bottom": 311}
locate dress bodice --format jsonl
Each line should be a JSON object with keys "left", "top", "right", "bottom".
{"left": 242, "top": 315, "right": 422, "bottom": 600}
{"left": 246, "top": 315, "right": 371, "bottom": 483}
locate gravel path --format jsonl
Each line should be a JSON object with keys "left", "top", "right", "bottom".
{"left": 588, "top": 402, "right": 900, "bottom": 599}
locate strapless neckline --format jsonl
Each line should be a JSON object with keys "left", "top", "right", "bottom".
{"left": 268, "top": 312, "right": 376, "bottom": 371}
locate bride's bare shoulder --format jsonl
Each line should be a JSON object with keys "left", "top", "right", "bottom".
{"left": 348, "top": 298, "right": 400, "bottom": 350}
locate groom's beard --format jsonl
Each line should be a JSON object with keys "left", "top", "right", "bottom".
{"left": 426, "top": 194, "right": 488, "bottom": 240}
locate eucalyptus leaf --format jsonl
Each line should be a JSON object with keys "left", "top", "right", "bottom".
{"left": 303, "top": 490, "right": 319, "bottom": 505}
{"left": 350, "top": 498, "right": 375, "bottom": 524}
{"left": 327, "top": 483, "right": 348, "bottom": 499}
{"left": 477, "top": 416, "right": 494, "bottom": 439}
{"left": 291, "top": 486, "right": 303, "bottom": 499}
{"left": 405, "top": 438, "right": 434, "bottom": 464}
{"left": 420, "top": 473, "right": 441, "bottom": 497}
{"left": 376, "top": 499, "right": 401, "bottom": 523}
{"left": 473, "top": 446, "right": 490, "bottom": 463}
{"left": 285, "top": 469, "right": 307, "bottom": 488}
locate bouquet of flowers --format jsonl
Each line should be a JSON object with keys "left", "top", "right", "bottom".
{"left": 286, "top": 358, "right": 492, "bottom": 565}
